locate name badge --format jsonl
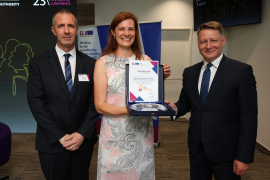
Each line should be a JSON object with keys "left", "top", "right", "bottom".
{"left": 78, "top": 74, "right": 90, "bottom": 81}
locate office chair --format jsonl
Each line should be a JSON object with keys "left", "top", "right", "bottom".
{"left": 0, "top": 122, "right": 11, "bottom": 180}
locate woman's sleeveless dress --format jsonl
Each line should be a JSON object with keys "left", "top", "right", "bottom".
{"left": 97, "top": 54, "right": 155, "bottom": 180}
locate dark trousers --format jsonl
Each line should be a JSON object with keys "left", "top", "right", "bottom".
{"left": 38, "top": 147, "right": 94, "bottom": 180}
{"left": 189, "top": 142, "right": 241, "bottom": 180}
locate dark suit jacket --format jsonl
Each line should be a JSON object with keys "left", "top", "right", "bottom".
{"left": 27, "top": 48, "right": 99, "bottom": 153}
{"left": 175, "top": 55, "right": 257, "bottom": 163}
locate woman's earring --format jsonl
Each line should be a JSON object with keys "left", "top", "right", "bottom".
{"left": 114, "top": 36, "right": 116, "bottom": 39}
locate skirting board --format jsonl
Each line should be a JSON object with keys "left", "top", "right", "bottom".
{"left": 256, "top": 141, "right": 270, "bottom": 156}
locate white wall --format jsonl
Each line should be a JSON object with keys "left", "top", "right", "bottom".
{"left": 79, "top": 0, "right": 198, "bottom": 64}
{"left": 227, "top": 0, "right": 270, "bottom": 151}
{"left": 81, "top": 0, "right": 192, "bottom": 27}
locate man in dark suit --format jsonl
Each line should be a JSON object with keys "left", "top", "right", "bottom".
{"left": 27, "top": 8, "right": 98, "bottom": 180}
{"left": 165, "top": 21, "right": 257, "bottom": 180}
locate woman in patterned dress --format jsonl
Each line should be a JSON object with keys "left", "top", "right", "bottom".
{"left": 94, "top": 12, "right": 170, "bottom": 180}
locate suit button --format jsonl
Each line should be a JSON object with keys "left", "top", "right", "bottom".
{"left": 69, "top": 104, "right": 73, "bottom": 107}
{"left": 202, "top": 111, "right": 204, "bottom": 113}
{"left": 198, "top": 126, "right": 201, "bottom": 130}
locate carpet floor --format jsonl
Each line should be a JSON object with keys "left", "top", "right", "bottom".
{"left": 0, "top": 118, "right": 269, "bottom": 180}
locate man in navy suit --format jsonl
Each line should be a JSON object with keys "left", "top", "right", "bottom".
{"left": 27, "top": 9, "right": 98, "bottom": 180}
{"left": 165, "top": 21, "right": 257, "bottom": 180}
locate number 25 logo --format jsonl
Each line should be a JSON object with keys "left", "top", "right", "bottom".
{"left": 33, "top": 0, "right": 50, "bottom": 6}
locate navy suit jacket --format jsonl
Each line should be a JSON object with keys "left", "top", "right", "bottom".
{"left": 27, "top": 48, "right": 99, "bottom": 153}
{"left": 175, "top": 55, "right": 258, "bottom": 163}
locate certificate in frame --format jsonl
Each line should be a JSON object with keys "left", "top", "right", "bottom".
{"left": 126, "top": 63, "right": 175, "bottom": 116}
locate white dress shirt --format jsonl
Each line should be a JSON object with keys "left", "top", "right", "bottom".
{"left": 55, "top": 44, "right": 76, "bottom": 85}
{"left": 198, "top": 53, "right": 223, "bottom": 94}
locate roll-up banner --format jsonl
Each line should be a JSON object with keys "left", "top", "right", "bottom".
{"left": 77, "top": 22, "right": 161, "bottom": 144}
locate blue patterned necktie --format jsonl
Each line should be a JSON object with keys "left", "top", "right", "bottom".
{"left": 200, "top": 63, "right": 213, "bottom": 105}
{"left": 64, "top": 54, "right": 72, "bottom": 94}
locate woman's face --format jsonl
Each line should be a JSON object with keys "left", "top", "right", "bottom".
{"left": 112, "top": 19, "right": 136, "bottom": 49}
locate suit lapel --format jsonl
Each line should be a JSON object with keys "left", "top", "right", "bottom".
{"left": 192, "top": 61, "right": 204, "bottom": 108}
{"left": 47, "top": 48, "right": 71, "bottom": 98}
{"left": 70, "top": 49, "right": 85, "bottom": 100}
{"left": 203, "top": 55, "right": 231, "bottom": 109}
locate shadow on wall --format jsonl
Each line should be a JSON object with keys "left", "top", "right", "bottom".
{"left": 228, "top": 23, "right": 263, "bottom": 64}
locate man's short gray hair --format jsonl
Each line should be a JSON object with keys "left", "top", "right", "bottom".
{"left": 52, "top": 8, "right": 78, "bottom": 28}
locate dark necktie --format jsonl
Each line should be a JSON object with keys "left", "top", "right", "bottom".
{"left": 200, "top": 63, "right": 213, "bottom": 105}
{"left": 64, "top": 54, "right": 72, "bottom": 94}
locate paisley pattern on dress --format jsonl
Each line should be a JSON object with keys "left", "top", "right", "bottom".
{"left": 97, "top": 54, "right": 155, "bottom": 180}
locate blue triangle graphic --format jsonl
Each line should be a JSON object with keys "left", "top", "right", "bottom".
{"left": 136, "top": 96, "right": 144, "bottom": 101}
{"left": 152, "top": 65, "right": 158, "bottom": 74}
